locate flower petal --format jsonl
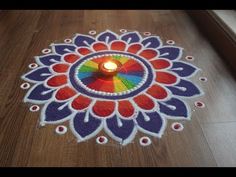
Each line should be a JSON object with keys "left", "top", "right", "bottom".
{"left": 120, "top": 32, "right": 141, "bottom": 44}
{"left": 52, "top": 44, "right": 76, "bottom": 55}
{"left": 136, "top": 112, "right": 164, "bottom": 137}
{"left": 52, "top": 63, "right": 70, "bottom": 73}
{"left": 110, "top": 40, "right": 126, "bottom": 51}
{"left": 146, "top": 84, "right": 168, "bottom": 100}
{"left": 22, "top": 67, "right": 52, "bottom": 83}
{"left": 37, "top": 54, "right": 61, "bottom": 66}
{"left": 141, "top": 36, "right": 161, "bottom": 48}
{"left": 97, "top": 30, "right": 118, "bottom": 44}
{"left": 133, "top": 94, "right": 155, "bottom": 110}
{"left": 25, "top": 84, "right": 54, "bottom": 103}
{"left": 47, "top": 75, "right": 67, "bottom": 87}
{"left": 73, "top": 34, "right": 96, "bottom": 47}
{"left": 139, "top": 49, "right": 158, "bottom": 60}
{"left": 42, "top": 101, "right": 72, "bottom": 122}
{"left": 150, "top": 59, "right": 171, "bottom": 69}
{"left": 155, "top": 71, "right": 177, "bottom": 84}
{"left": 92, "top": 100, "right": 115, "bottom": 117}
{"left": 92, "top": 42, "right": 108, "bottom": 51}
{"left": 55, "top": 86, "right": 77, "bottom": 101}
{"left": 77, "top": 47, "right": 92, "bottom": 55}
{"left": 157, "top": 46, "right": 182, "bottom": 60}
{"left": 127, "top": 43, "right": 142, "bottom": 54}
{"left": 166, "top": 79, "right": 201, "bottom": 97}
{"left": 170, "top": 61, "right": 198, "bottom": 77}
{"left": 64, "top": 54, "right": 80, "bottom": 63}
{"left": 118, "top": 100, "right": 135, "bottom": 118}
{"left": 71, "top": 95, "right": 92, "bottom": 110}
{"left": 158, "top": 97, "right": 189, "bottom": 118}
{"left": 73, "top": 112, "right": 102, "bottom": 139}
{"left": 105, "top": 115, "right": 135, "bottom": 144}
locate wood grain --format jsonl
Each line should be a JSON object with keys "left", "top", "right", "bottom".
{"left": 0, "top": 10, "right": 235, "bottom": 167}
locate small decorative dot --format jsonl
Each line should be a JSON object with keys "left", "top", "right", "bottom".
{"left": 195, "top": 101, "right": 205, "bottom": 108}
{"left": 199, "top": 77, "right": 207, "bottom": 82}
{"left": 20, "top": 82, "right": 30, "bottom": 90}
{"left": 143, "top": 32, "right": 151, "bottom": 36}
{"left": 89, "top": 30, "right": 97, "bottom": 35}
{"left": 29, "top": 105, "right": 40, "bottom": 112}
{"left": 42, "top": 48, "right": 51, "bottom": 54}
{"left": 96, "top": 136, "right": 108, "bottom": 144}
{"left": 55, "top": 125, "right": 67, "bottom": 135}
{"left": 171, "top": 122, "right": 184, "bottom": 132}
{"left": 28, "top": 63, "right": 38, "bottom": 69}
{"left": 139, "top": 136, "right": 151, "bottom": 146}
{"left": 185, "top": 55, "right": 194, "bottom": 61}
{"left": 166, "top": 40, "right": 175, "bottom": 45}
{"left": 64, "top": 39, "right": 72, "bottom": 43}
{"left": 120, "top": 29, "right": 127, "bottom": 33}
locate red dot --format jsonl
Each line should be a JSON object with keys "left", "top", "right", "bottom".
{"left": 197, "top": 102, "right": 203, "bottom": 106}
{"left": 58, "top": 126, "right": 64, "bottom": 132}
{"left": 174, "top": 124, "right": 181, "bottom": 129}
{"left": 142, "top": 138, "right": 148, "bottom": 144}
{"left": 32, "top": 106, "right": 38, "bottom": 110}
{"left": 23, "top": 84, "right": 28, "bottom": 88}
{"left": 99, "top": 137, "right": 105, "bottom": 142}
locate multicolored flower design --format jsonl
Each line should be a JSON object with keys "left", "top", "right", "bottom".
{"left": 21, "top": 30, "right": 202, "bottom": 145}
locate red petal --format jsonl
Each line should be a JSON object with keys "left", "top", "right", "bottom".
{"left": 155, "top": 71, "right": 177, "bottom": 84}
{"left": 71, "top": 95, "right": 92, "bottom": 110}
{"left": 146, "top": 84, "right": 168, "bottom": 99}
{"left": 139, "top": 49, "right": 158, "bottom": 60}
{"left": 64, "top": 54, "right": 80, "bottom": 63}
{"left": 150, "top": 59, "right": 170, "bottom": 69}
{"left": 52, "top": 63, "right": 70, "bottom": 73}
{"left": 93, "top": 42, "right": 108, "bottom": 51}
{"left": 118, "top": 100, "right": 135, "bottom": 118}
{"left": 127, "top": 44, "right": 142, "bottom": 54}
{"left": 47, "top": 75, "right": 67, "bottom": 87}
{"left": 133, "top": 94, "right": 155, "bottom": 110}
{"left": 55, "top": 86, "right": 76, "bottom": 100}
{"left": 111, "top": 41, "right": 126, "bottom": 51}
{"left": 77, "top": 48, "right": 92, "bottom": 55}
{"left": 92, "top": 101, "right": 115, "bottom": 117}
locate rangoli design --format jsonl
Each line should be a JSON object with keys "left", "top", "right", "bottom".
{"left": 21, "top": 30, "right": 204, "bottom": 146}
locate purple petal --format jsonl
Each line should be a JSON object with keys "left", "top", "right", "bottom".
{"left": 158, "top": 97, "right": 189, "bottom": 118}
{"left": 74, "top": 34, "right": 95, "bottom": 47}
{"left": 166, "top": 79, "right": 201, "bottom": 97}
{"left": 52, "top": 44, "right": 76, "bottom": 55}
{"left": 44, "top": 101, "right": 72, "bottom": 122}
{"left": 26, "top": 84, "right": 54, "bottom": 102}
{"left": 97, "top": 31, "right": 117, "bottom": 43}
{"left": 141, "top": 36, "right": 161, "bottom": 48}
{"left": 22, "top": 67, "right": 52, "bottom": 82}
{"left": 106, "top": 116, "right": 135, "bottom": 141}
{"left": 136, "top": 112, "right": 163, "bottom": 135}
{"left": 170, "top": 61, "right": 197, "bottom": 77}
{"left": 37, "top": 54, "right": 61, "bottom": 66}
{"left": 73, "top": 112, "right": 102, "bottom": 138}
{"left": 158, "top": 46, "right": 182, "bottom": 60}
{"left": 121, "top": 32, "right": 141, "bottom": 44}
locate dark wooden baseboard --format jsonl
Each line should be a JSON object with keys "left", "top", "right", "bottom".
{"left": 187, "top": 10, "right": 236, "bottom": 75}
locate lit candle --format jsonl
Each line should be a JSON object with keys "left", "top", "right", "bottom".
{"left": 103, "top": 62, "right": 118, "bottom": 71}
{"left": 99, "top": 60, "right": 121, "bottom": 76}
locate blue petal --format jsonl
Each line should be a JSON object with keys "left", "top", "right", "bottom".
{"left": 74, "top": 34, "right": 95, "bottom": 47}
{"left": 73, "top": 112, "right": 102, "bottom": 138}
{"left": 158, "top": 97, "right": 189, "bottom": 118}
{"left": 37, "top": 54, "right": 61, "bottom": 66}
{"left": 158, "top": 46, "right": 182, "bottom": 60}
{"left": 141, "top": 36, "right": 161, "bottom": 48}
{"left": 53, "top": 44, "right": 76, "bottom": 55}
{"left": 23, "top": 67, "right": 52, "bottom": 82}
{"left": 27, "top": 84, "right": 54, "bottom": 102}
{"left": 97, "top": 31, "right": 117, "bottom": 43}
{"left": 170, "top": 61, "right": 197, "bottom": 77}
{"left": 44, "top": 101, "right": 72, "bottom": 122}
{"left": 166, "top": 79, "right": 201, "bottom": 97}
{"left": 136, "top": 112, "right": 163, "bottom": 135}
{"left": 106, "top": 116, "right": 135, "bottom": 141}
{"left": 121, "top": 32, "right": 141, "bottom": 44}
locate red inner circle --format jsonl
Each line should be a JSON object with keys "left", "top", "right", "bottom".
{"left": 174, "top": 124, "right": 181, "bottom": 129}
{"left": 58, "top": 126, "right": 64, "bottom": 132}
{"left": 99, "top": 137, "right": 105, "bottom": 142}
{"left": 142, "top": 138, "right": 148, "bottom": 144}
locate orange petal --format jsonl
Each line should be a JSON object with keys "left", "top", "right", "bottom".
{"left": 47, "top": 75, "right": 67, "bottom": 87}
{"left": 92, "top": 101, "right": 115, "bottom": 117}
{"left": 52, "top": 63, "right": 70, "bottom": 73}
{"left": 118, "top": 100, "right": 135, "bottom": 118}
{"left": 64, "top": 54, "right": 80, "bottom": 63}
{"left": 127, "top": 44, "right": 142, "bottom": 54}
{"left": 133, "top": 94, "right": 155, "bottom": 110}
{"left": 155, "top": 71, "right": 177, "bottom": 84}
{"left": 146, "top": 84, "right": 168, "bottom": 99}
{"left": 77, "top": 47, "right": 92, "bottom": 55}
{"left": 71, "top": 95, "right": 92, "bottom": 110}
{"left": 111, "top": 41, "right": 126, "bottom": 51}
{"left": 139, "top": 49, "right": 158, "bottom": 60}
{"left": 55, "top": 86, "right": 77, "bottom": 100}
{"left": 93, "top": 42, "right": 108, "bottom": 51}
{"left": 150, "top": 59, "right": 170, "bottom": 69}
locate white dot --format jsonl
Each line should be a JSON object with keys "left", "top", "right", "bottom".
{"left": 20, "top": 82, "right": 30, "bottom": 90}
{"left": 139, "top": 136, "right": 151, "bottom": 146}
{"left": 171, "top": 122, "right": 184, "bottom": 132}
{"left": 28, "top": 63, "right": 38, "bottom": 69}
{"left": 29, "top": 105, "right": 40, "bottom": 112}
{"left": 42, "top": 48, "right": 51, "bottom": 54}
{"left": 55, "top": 125, "right": 67, "bottom": 135}
{"left": 89, "top": 30, "right": 97, "bottom": 35}
{"left": 96, "top": 136, "right": 108, "bottom": 144}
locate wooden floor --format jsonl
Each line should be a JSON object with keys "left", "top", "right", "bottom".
{"left": 1, "top": 10, "right": 236, "bottom": 167}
